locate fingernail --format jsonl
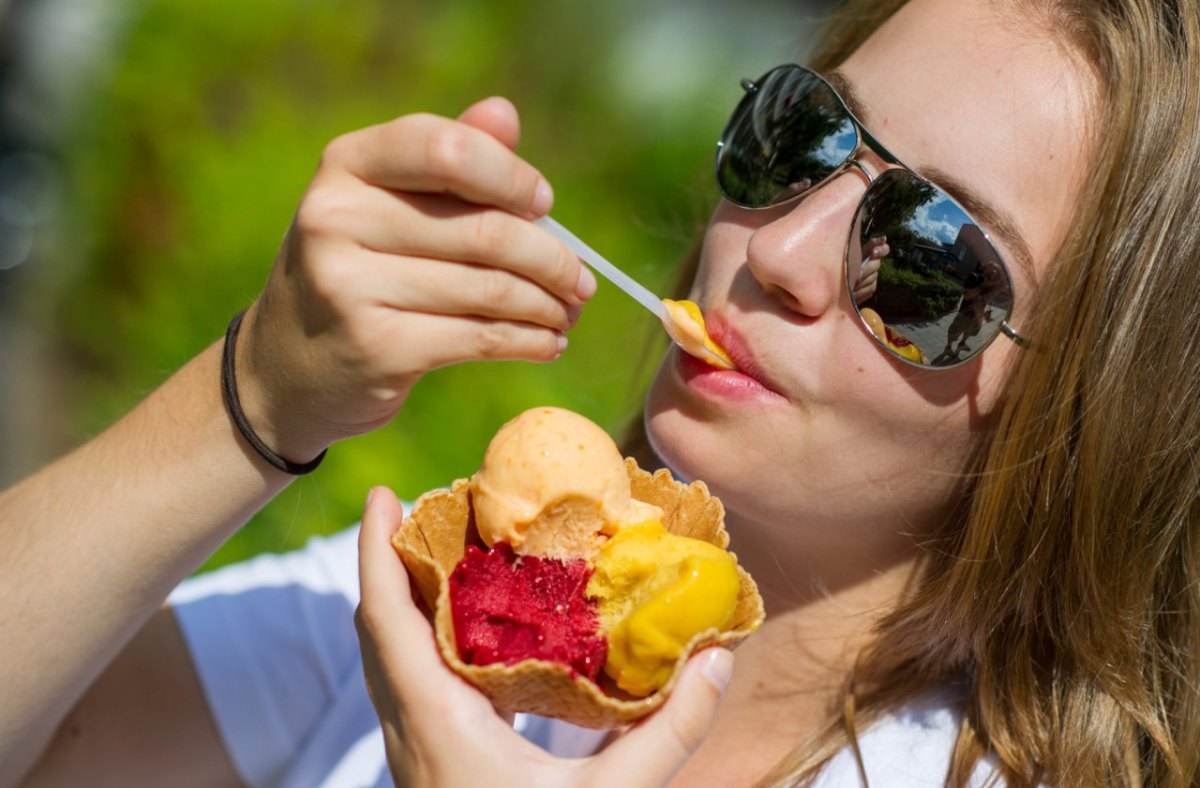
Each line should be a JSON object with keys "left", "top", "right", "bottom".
{"left": 574, "top": 265, "right": 597, "bottom": 302}
{"left": 532, "top": 178, "right": 554, "bottom": 216}
{"left": 700, "top": 649, "right": 734, "bottom": 693}
{"left": 365, "top": 486, "right": 378, "bottom": 509}
{"left": 566, "top": 303, "right": 583, "bottom": 327}
{"left": 555, "top": 333, "right": 568, "bottom": 355}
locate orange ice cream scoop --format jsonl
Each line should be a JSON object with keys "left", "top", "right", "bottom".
{"left": 470, "top": 407, "right": 662, "bottom": 559}
{"left": 587, "top": 521, "right": 740, "bottom": 697}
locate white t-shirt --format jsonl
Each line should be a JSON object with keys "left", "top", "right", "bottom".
{"left": 168, "top": 528, "right": 1005, "bottom": 787}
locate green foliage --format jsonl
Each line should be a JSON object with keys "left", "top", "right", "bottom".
{"left": 57, "top": 0, "right": 731, "bottom": 571}
{"left": 873, "top": 259, "right": 960, "bottom": 322}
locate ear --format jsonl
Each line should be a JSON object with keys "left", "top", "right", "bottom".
{"left": 457, "top": 96, "right": 521, "bottom": 151}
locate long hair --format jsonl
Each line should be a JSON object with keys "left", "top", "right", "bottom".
{"left": 620, "top": 0, "right": 1200, "bottom": 784}
{"left": 753, "top": 0, "right": 1200, "bottom": 785}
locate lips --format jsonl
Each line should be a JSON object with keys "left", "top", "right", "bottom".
{"left": 673, "top": 310, "right": 789, "bottom": 405}
{"left": 702, "top": 312, "right": 787, "bottom": 397}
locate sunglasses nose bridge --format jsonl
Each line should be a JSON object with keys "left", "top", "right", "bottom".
{"left": 841, "top": 158, "right": 875, "bottom": 187}
{"left": 841, "top": 136, "right": 890, "bottom": 184}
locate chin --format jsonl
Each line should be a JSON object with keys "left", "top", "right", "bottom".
{"left": 643, "top": 364, "right": 779, "bottom": 525}
{"left": 643, "top": 358, "right": 704, "bottom": 481}
{"left": 646, "top": 403, "right": 804, "bottom": 539}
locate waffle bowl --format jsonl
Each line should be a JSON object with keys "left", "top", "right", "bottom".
{"left": 392, "top": 458, "right": 765, "bottom": 729}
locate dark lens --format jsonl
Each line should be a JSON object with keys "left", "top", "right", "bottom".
{"left": 847, "top": 170, "right": 1013, "bottom": 367}
{"left": 716, "top": 66, "right": 858, "bottom": 208}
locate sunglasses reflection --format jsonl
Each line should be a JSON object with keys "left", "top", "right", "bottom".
{"left": 854, "top": 236, "right": 922, "bottom": 364}
{"left": 851, "top": 223, "right": 1013, "bottom": 367}
{"left": 937, "top": 260, "right": 1007, "bottom": 363}
{"left": 852, "top": 234, "right": 930, "bottom": 365}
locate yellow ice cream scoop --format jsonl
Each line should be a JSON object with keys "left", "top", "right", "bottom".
{"left": 661, "top": 299, "right": 737, "bottom": 370}
{"left": 587, "top": 521, "right": 740, "bottom": 697}
{"left": 859, "top": 307, "right": 926, "bottom": 363}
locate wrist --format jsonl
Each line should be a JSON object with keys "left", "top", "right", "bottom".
{"left": 225, "top": 306, "right": 330, "bottom": 471}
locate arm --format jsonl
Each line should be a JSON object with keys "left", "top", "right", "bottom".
{"left": 3, "top": 96, "right": 592, "bottom": 784}
{"left": 0, "top": 341, "right": 286, "bottom": 785}
{"left": 21, "top": 607, "right": 241, "bottom": 787}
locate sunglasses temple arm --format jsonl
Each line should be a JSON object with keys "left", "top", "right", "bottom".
{"left": 1000, "top": 320, "right": 1031, "bottom": 348}
{"left": 534, "top": 215, "right": 669, "bottom": 321}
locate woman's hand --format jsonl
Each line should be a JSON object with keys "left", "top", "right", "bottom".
{"left": 234, "top": 97, "right": 596, "bottom": 462}
{"left": 852, "top": 235, "right": 888, "bottom": 304}
{"left": 356, "top": 486, "right": 734, "bottom": 788}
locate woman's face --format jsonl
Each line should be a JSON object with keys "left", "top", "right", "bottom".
{"left": 646, "top": 0, "right": 1094, "bottom": 553}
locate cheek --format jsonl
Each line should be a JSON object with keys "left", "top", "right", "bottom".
{"left": 643, "top": 349, "right": 1007, "bottom": 536}
{"left": 692, "top": 206, "right": 762, "bottom": 291}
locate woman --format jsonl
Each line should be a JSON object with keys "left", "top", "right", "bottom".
{"left": 8, "top": 0, "right": 1199, "bottom": 785}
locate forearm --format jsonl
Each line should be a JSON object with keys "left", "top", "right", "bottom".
{"left": 0, "top": 339, "right": 291, "bottom": 784}
{"left": 0, "top": 99, "right": 586, "bottom": 784}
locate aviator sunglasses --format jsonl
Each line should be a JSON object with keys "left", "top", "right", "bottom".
{"left": 715, "top": 64, "right": 1029, "bottom": 368}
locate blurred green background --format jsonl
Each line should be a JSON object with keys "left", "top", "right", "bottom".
{"left": 0, "top": 0, "right": 832, "bottom": 572}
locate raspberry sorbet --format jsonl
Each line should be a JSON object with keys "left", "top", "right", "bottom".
{"left": 448, "top": 542, "right": 607, "bottom": 681}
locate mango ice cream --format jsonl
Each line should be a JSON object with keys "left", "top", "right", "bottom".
{"left": 588, "top": 522, "right": 740, "bottom": 697}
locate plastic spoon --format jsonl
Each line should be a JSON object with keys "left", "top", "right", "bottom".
{"left": 535, "top": 215, "right": 736, "bottom": 370}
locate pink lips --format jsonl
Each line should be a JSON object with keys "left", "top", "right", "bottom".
{"left": 676, "top": 313, "right": 788, "bottom": 404}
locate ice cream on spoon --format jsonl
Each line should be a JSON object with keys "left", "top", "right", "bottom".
{"left": 535, "top": 216, "right": 737, "bottom": 371}
{"left": 660, "top": 298, "right": 736, "bottom": 369}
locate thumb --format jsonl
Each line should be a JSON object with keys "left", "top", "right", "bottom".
{"left": 589, "top": 649, "right": 733, "bottom": 786}
{"left": 457, "top": 95, "right": 521, "bottom": 151}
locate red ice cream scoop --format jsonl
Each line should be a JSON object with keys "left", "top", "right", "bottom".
{"left": 449, "top": 542, "right": 607, "bottom": 681}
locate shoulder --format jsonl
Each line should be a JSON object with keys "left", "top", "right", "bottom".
{"left": 815, "top": 688, "right": 1005, "bottom": 787}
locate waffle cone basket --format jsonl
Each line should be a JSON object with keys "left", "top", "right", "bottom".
{"left": 392, "top": 458, "right": 765, "bottom": 729}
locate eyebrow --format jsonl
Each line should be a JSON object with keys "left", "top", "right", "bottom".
{"left": 825, "top": 70, "right": 1038, "bottom": 285}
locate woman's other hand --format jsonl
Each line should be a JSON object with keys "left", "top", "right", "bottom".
{"left": 851, "top": 235, "right": 888, "bottom": 304}
{"left": 356, "top": 486, "right": 733, "bottom": 787}
{"left": 234, "top": 97, "right": 596, "bottom": 463}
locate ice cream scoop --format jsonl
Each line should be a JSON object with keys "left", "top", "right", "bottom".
{"left": 588, "top": 521, "right": 740, "bottom": 696}
{"left": 859, "top": 307, "right": 925, "bottom": 363}
{"left": 470, "top": 407, "right": 662, "bottom": 559}
{"left": 535, "top": 216, "right": 736, "bottom": 370}
{"left": 661, "top": 299, "right": 736, "bottom": 370}
{"left": 449, "top": 542, "right": 606, "bottom": 680}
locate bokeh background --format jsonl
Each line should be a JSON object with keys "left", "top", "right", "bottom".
{"left": 0, "top": 0, "right": 834, "bottom": 572}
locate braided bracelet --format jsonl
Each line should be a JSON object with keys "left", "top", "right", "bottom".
{"left": 221, "top": 309, "right": 326, "bottom": 475}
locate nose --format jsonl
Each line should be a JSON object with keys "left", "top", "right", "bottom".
{"left": 744, "top": 166, "right": 870, "bottom": 318}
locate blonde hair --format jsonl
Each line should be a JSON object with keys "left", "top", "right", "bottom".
{"left": 747, "top": 0, "right": 1200, "bottom": 785}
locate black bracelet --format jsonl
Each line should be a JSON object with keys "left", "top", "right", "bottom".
{"left": 221, "top": 309, "right": 327, "bottom": 475}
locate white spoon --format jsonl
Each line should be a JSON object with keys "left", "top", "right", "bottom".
{"left": 535, "top": 215, "right": 736, "bottom": 370}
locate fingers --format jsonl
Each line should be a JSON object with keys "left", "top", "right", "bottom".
{"left": 590, "top": 649, "right": 733, "bottom": 786}
{"left": 356, "top": 487, "right": 446, "bottom": 690}
{"left": 355, "top": 253, "right": 578, "bottom": 333}
{"left": 858, "top": 257, "right": 881, "bottom": 280}
{"left": 457, "top": 96, "right": 521, "bottom": 151}
{"left": 370, "top": 311, "right": 569, "bottom": 370}
{"left": 328, "top": 112, "right": 552, "bottom": 219}
{"left": 328, "top": 189, "right": 592, "bottom": 307}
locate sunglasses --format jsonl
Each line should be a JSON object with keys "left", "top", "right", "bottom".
{"left": 715, "top": 64, "right": 1028, "bottom": 368}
